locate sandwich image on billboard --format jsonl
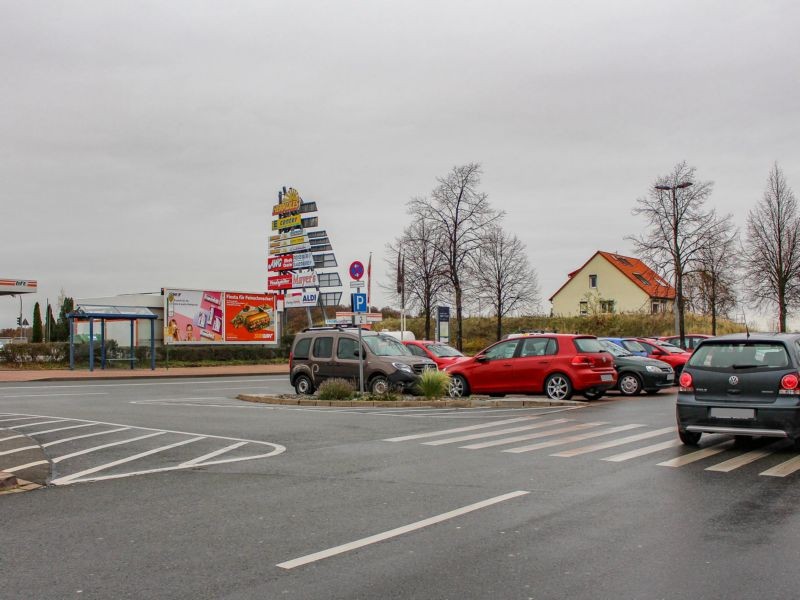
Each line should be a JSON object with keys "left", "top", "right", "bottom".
{"left": 225, "top": 293, "right": 277, "bottom": 343}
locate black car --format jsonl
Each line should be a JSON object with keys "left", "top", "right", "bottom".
{"left": 599, "top": 340, "right": 674, "bottom": 396}
{"left": 676, "top": 333, "right": 800, "bottom": 447}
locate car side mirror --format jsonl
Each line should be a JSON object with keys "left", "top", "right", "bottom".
{"left": 476, "top": 355, "right": 488, "bottom": 363}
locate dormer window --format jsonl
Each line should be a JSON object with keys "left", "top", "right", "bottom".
{"left": 589, "top": 274, "right": 597, "bottom": 288}
{"left": 633, "top": 273, "right": 651, "bottom": 286}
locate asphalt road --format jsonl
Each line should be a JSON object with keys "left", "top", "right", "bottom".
{"left": 3, "top": 376, "right": 800, "bottom": 599}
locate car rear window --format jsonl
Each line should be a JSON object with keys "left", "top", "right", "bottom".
{"left": 293, "top": 338, "right": 311, "bottom": 360}
{"left": 573, "top": 337, "right": 604, "bottom": 353}
{"left": 688, "top": 342, "right": 791, "bottom": 370}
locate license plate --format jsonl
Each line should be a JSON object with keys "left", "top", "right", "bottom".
{"left": 601, "top": 374, "right": 613, "bottom": 382}
{"left": 709, "top": 408, "right": 755, "bottom": 420}
{"left": 666, "top": 373, "right": 674, "bottom": 381}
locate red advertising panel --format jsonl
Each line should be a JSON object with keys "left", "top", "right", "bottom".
{"left": 224, "top": 293, "right": 277, "bottom": 343}
{"left": 267, "top": 274, "right": 292, "bottom": 290}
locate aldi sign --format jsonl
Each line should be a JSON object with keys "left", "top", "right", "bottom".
{"left": 284, "top": 290, "right": 319, "bottom": 308}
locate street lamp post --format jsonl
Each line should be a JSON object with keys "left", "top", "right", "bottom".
{"left": 654, "top": 181, "right": 693, "bottom": 347}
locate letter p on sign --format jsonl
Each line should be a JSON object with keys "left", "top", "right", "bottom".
{"left": 351, "top": 293, "right": 367, "bottom": 313}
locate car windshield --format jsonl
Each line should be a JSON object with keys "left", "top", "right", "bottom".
{"left": 688, "top": 342, "right": 790, "bottom": 369}
{"left": 363, "top": 335, "right": 412, "bottom": 356}
{"left": 427, "top": 344, "right": 463, "bottom": 357}
{"left": 600, "top": 340, "right": 631, "bottom": 357}
{"left": 622, "top": 340, "right": 647, "bottom": 353}
{"left": 656, "top": 342, "right": 686, "bottom": 354}
{"left": 573, "top": 337, "right": 604, "bottom": 353}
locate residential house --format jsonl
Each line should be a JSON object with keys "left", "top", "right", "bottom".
{"left": 550, "top": 251, "right": 675, "bottom": 316}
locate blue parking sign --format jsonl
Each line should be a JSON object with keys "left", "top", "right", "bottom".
{"left": 351, "top": 293, "right": 368, "bottom": 313}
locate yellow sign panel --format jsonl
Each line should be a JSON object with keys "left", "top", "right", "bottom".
{"left": 272, "top": 188, "right": 302, "bottom": 216}
{"left": 272, "top": 214, "right": 302, "bottom": 230}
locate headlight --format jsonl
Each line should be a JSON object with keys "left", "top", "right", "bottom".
{"left": 392, "top": 362, "right": 414, "bottom": 373}
{"left": 646, "top": 365, "right": 661, "bottom": 373}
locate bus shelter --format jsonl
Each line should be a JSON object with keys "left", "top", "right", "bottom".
{"left": 68, "top": 305, "right": 157, "bottom": 371}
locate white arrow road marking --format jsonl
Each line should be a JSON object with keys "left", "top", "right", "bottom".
{"left": 276, "top": 491, "right": 530, "bottom": 570}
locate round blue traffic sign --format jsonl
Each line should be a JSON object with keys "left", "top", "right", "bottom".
{"left": 349, "top": 261, "right": 365, "bottom": 280}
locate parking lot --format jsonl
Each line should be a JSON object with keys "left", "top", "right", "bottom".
{"left": 4, "top": 375, "right": 800, "bottom": 599}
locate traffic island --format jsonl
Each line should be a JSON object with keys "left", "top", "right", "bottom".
{"left": 237, "top": 394, "right": 586, "bottom": 408}
{"left": 0, "top": 427, "right": 51, "bottom": 492}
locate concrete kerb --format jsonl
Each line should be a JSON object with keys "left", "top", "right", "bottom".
{"left": 0, "top": 427, "right": 50, "bottom": 493}
{"left": 237, "top": 394, "right": 587, "bottom": 409}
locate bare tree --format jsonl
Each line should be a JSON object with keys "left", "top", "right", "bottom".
{"left": 385, "top": 216, "right": 449, "bottom": 339}
{"left": 471, "top": 225, "right": 540, "bottom": 340}
{"left": 410, "top": 163, "right": 502, "bottom": 350}
{"left": 683, "top": 215, "right": 738, "bottom": 334}
{"left": 628, "top": 162, "right": 723, "bottom": 346}
{"left": 741, "top": 163, "right": 800, "bottom": 332}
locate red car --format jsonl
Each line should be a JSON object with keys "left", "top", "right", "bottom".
{"left": 443, "top": 334, "right": 617, "bottom": 401}
{"left": 402, "top": 340, "right": 467, "bottom": 369}
{"left": 631, "top": 338, "right": 692, "bottom": 374}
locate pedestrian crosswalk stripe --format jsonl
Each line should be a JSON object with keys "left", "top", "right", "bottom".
{"left": 551, "top": 427, "right": 675, "bottom": 457}
{"left": 657, "top": 440, "right": 733, "bottom": 467}
{"left": 504, "top": 424, "right": 645, "bottom": 454}
{"left": 383, "top": 416, "right": 535, "bottom": 442}
{"left": 423, "top": 419, "right": 572, "bottom": 446}
{"left": 461, "top": 422, "right": 605, "bottom": 450}
{"left": 603, "top": 439, "right": 683, "bottom": 462}
{"left": 760, "top": 454, "right": 800, "bottom": 477}
{"left": 705, "top": 440, "right": 788, "bottom": 472}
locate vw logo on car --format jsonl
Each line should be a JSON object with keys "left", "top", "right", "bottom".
{"left": 729, "top": 375, "right": 739, "bottom": 385}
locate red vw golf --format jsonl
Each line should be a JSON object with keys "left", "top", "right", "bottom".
{"left": 443, "top": 334, "right": 617, "bottom": 400}
{"left": 402, "top": 340, "right": 467, "bottom": 369}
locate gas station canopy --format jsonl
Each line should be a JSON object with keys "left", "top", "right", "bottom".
{"left": 0, "top": 279, "right": 37, "bottom": 296}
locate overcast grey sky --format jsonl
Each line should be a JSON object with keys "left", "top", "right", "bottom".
{"left": 2, "top": 1, "right": 799, "bottom": 330}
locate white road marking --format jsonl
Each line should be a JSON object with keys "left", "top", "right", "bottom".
{"left": 4, "top": 460, "right": 48, "bottom": 473}
{"left": 705, "top": 441, "right": 788, "bottom": 472}
{"left": 179, "top": 442, "right": 248, "bottom": 466}
{"left": 276, "top": 490, "right": 530, "bottom": 570}
{"left": 52, "top": 432, "right": 166, "bottom": 463}
{"left": 0, "top": 416, "right": 43, "bottom": 423}
{"left": 383, "top": 417, "right": 535, "bottom": 442}
{"left": 423, "top": 419, "right": 571, "bottom": 446}
{"left": 12, "top": 419, "right": 71, "bottom": 429}
{"left": 504, "top": 424, "right": 645, "bottom": 454}
{"left": 51, "top": 437, "right": 206, "bottom": 485}
{"left": 42, "top": 427, "right": 131, "bottom": 448}
{"left": 760, "top": 454, "right": 800, "bottom": 477}
{"left": 0, "top": 445, "right": 39, "bottom": 457}
{"left": 463, "top": 422, "right": 606, "bottom": 450}
{"left": 0, "top": 377, "right": 286, "bottom": 391}
{"left": 0, "top": 393, "right": 109, "bottom": 398}
{"left": 657, "top": 440, "right": 734, "bottom": 467}
{"left": 27, "top": 423, "right": 98, "bottom": 436}
{"left": 0, "top": 434, "right": 25, "bottom": 443}
{"left": 551, "top": 427, "right": 676, "bottom": 457}
{"left": 604, "top": 439, "right": 684, "bottom": 462}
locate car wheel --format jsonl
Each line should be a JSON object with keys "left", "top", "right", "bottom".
{"left": 545, "top": 374, "right": 573, "bottom": 400}
{"left": 618, "top": 373, "right": 643, "bottom": 396}
{"left": 583, "top": 389, "right": 605, "bottom": 400}
{"left": 294, "top": 374, "right": 315, "bottom": 395}
{"left": 449, "top": 374, "right": 470, "bottom": 398}
{"left": 678, "top": 429, "right": 701, "bottom": 446}
{"left": 369, "top": 376, "right": 389, "bottom": 395}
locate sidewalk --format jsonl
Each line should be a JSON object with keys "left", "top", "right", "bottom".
{"left": 0, "top": 363, "right": 290, "bottom": 383}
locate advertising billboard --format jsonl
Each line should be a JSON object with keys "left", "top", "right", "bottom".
{"left": 267, "top": 252, "right": 315, "bottom": 272}
{"left": 267, "top": 274, "right": 292, "bottom": 290}
{"left": 284, "top": 290, "right": 319, "bottom": 308}
{"left": 164, "top": 288, "right": 279, "bottom": 346}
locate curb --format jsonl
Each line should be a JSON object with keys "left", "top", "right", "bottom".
{"left": 0, "top": 427, "right": 51, "bottom": 490}
{"left": 237, "top": 394, "right": 586, "bottom": 408}
{"left": 0, "top": 367, "right": 290, "bottom": 383}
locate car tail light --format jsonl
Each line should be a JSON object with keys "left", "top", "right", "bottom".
{"left": 571, "top": 355, "right": 593, "bottom": 367}
{"left": 679, "top": 372, "right": 693, "bottom": 392}
{"left": 781, "top": 373, "right": 799, "bottom": 390}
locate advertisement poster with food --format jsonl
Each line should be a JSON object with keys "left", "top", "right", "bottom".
{"left": 164, "top": 289, "right": 224, "bottom": 344}
{"left": 224, "top": 293, "right": 277, "bottom": 343}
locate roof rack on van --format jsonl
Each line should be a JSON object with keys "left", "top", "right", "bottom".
{"left": 301, "top": 324, "right": 371, "bottom": 333}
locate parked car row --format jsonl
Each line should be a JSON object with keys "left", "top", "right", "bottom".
{"left": 289, "top": 325, "right": 710, "bottom": 401}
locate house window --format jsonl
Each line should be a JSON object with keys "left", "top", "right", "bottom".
{"left": 633, "top": 273, "right": 651, "bottom": 286}
{"left": 652, "top": 300, "right": 667, "bottom": 314}
{"left": 589, "top": 274, "right": 597, "bottom": 288}
{"left": 579, "top": 301, "right": 588, "bottom": 316}
{"left": 600, "top": 300, "right": 615, "bottom": 313}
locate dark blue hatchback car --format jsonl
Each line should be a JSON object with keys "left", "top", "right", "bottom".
{"left": 676, "top": 333, "right": 800, "bottom": 446}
